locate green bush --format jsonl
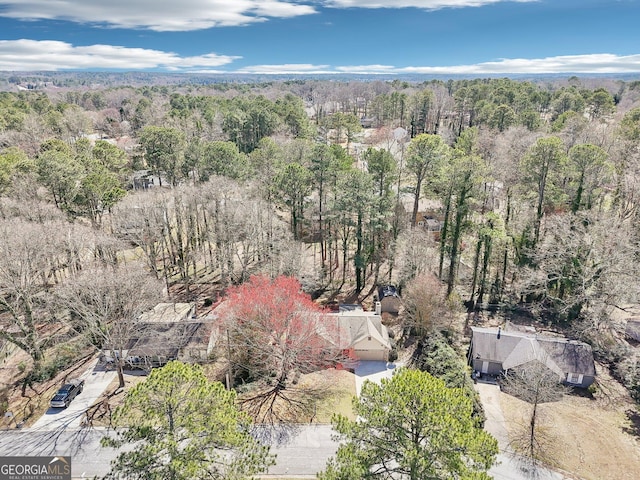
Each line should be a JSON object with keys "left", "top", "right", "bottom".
{"left": 17, "top": 361, "right": 27, "bottom": 374}
{"left": 414, "top": 332, "right": 485, "bottom": 425}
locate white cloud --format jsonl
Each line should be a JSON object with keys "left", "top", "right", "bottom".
{"left": 393, "top": 54, "right": 640, "bottom": 74}
{"left": 335, "top": 65, "right": 397, "bottom": 74}
{"left": 0, "top": 0, "right": 537, "bottom": 31}
{"left": 0, "top": 40, "right": 240, "bottom": 71}
{"left": 0, "top": 0, "right": 317, "bottom": 31}
{"left": 234, "top": 54, "right": 640, "bottom": 75}
{"left": 1, "top": 43, "right": 638, "bottom": 75}
{"left": 237, "top": 64, "right": 333, "bottom": 74}
{"left": 322, "top": 0, "right": 534, "bottom": 9}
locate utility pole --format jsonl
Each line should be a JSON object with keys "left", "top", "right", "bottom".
{"left": 226, "top": 328, "right": 233, "bottom": 390}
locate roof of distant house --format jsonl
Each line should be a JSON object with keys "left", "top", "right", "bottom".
{"left": 378, "top": 285, "right": 399, "bottom": 299}
{"left": 138, "top": 303, "right": 194, "bottom": 324}
{"left": 126, "top": 321, "right": 202, "bottom": 358}
{"left": 608, "top": 304, "right": 640, "bottom": 341}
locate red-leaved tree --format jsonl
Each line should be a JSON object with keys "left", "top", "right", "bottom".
{"left": 220, "top": 275, "right": 344, "bottom": 423}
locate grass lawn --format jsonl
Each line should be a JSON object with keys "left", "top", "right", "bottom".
{"left": 234, "top": 367, "right": 357, "bottom": 424}
{"left": 298, "top": 368, "right": 356, "bottom": 423}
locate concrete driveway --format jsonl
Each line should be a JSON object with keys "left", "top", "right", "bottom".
{"left": 29, "top": 358, "right": 117, "bottom": 431}
{"left": 475, "top": 380, "right": 510, "bottom": 447}
{"left": 354, "top": 360, "right": 401, "bottom": 396}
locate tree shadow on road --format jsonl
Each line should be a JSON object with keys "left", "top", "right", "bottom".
{"left": 623, "top": 408, "right": 640, "bottom": 438}
{"left": 251, "top": 423, "right": 302, "bottom": 446}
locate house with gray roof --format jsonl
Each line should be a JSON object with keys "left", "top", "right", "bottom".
{"left": 608, "top": 304, "right": 640, "bottom": 342}
{"left": 376, "top": 285, "right": 401, "bottom": 314}
{"left": 121, "top": 303, "right": 215, "bottom": 369}
{"left": 469, "top": 326, "right": 596, "bottom": 388}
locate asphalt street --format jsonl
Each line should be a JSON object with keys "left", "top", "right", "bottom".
{"left": 0, "top": 423, "right": 574, "bottom": 480}
{"left": 0, "top": 426, "right": 338, "bottom": 479}
{"left": 255, "top": 424, "right": 337, "bottom": 477}
{"left": 0, "top": 428, "right": 119, "bottom": 478}
{"left": 0, "top": 361, "right": 577, "bottom": 479}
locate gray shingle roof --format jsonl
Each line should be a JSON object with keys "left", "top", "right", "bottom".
{"left": 471, "top": 326, "right": 595, "bottom": 376}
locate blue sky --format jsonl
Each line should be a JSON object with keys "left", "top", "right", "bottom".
{"left": 0, "top": 0, "right": 638, "bottom": 74}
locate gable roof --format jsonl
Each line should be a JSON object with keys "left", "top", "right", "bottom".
{"left": 126, "top": 321, "right": 202, "bottom": 358}
{"left": 325, "top": 310, "right": 392, "bottom": 352}
{"left": 471, "top": 326, "right": 595, "bottom": 376}
{"left": 341, "top": 314, "right": 390, "bottom": 349}
{"left": 377, "top": 285, "right": 399, "bottom": 299}
{"left": 608, "top": 304, "right": 640, "bottom": 341}
{"left": 124, "top": 303, "right": 205, "bottom": 359}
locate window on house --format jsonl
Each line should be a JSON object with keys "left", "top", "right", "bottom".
{"left": 566, "top": 372, "right": 583, "bottom": 384}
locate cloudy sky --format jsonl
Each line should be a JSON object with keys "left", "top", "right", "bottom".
{"left": 0, "top": 0, "right": 638, "bottom": 74}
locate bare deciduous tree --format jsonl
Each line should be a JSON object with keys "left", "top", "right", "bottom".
{"left": 517, "top": 212, "right": 638, "bottom": 329}
{"left": 111, "top": 189, "right": 169, "bottom": 280}
{"left": 54, "top": 262, "right": 164, "bottom": 388}
{"left": 500, "top": 360, "right": 567, "bottom": 470}
{"left": 0, "top": 218, "right": 87, "bottom": 365}
{"left": 393, "top": 228, "right": 438, "bottom": 289}
{"left": 403, "top": 273, "right": 457, "bottom": 337}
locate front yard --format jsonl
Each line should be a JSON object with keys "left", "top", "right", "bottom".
{"left": 80, "top": 365, "right": 356, "bottom": 428}
{"left": 500, "top": 363, "right": 640, "bottom": 480}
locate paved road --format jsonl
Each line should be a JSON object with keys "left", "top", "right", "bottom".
{"left": 1, "top": 422, "right": 574, "bottom": 480}
{"left": 30, "top": 358, "right": 117, "bottom": 431}
{"left": 0, "top": 425, "right": 338, "bottom": 479}
{"left": 257, "top": 425, "right": 337, "bottom": 477}
{"left": 0, "top": 428, "right": 119, "bottom": 478}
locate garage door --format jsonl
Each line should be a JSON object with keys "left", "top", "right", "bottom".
{"left": 355, "top": 349, "right": 387, "bottom": 361}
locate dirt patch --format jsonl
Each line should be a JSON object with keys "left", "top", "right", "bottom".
{"left": 500, "top": 364, "right": 640, "bottom": 480}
